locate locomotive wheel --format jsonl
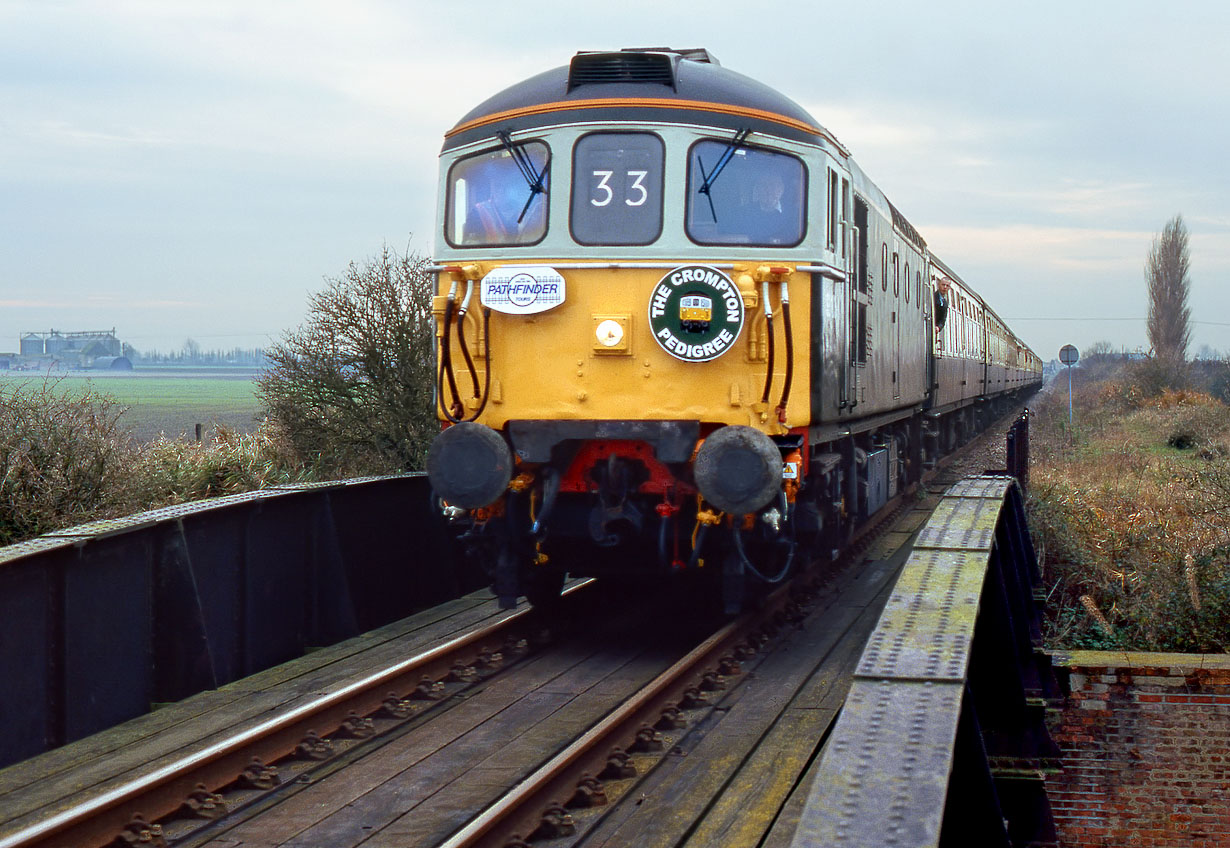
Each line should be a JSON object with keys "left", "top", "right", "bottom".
{"left": 721, "top": 548, "right": 746, "bottom": 615}
{"left": 494, "top": 545, "right": 522, "bottom": 609}
{"left": 523, "top": 563, "right": 566, "bottom": 612}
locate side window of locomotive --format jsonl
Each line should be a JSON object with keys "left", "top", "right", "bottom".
{"left": 686, "top": 142, "right": 805, "bottom": 246}
{"left": 826, "top": 169, "right": 838, "bottom": 251}
{"left": 571, "top": 132, "right": 664, "bottom": 245}
{"left": 446, "top": 142, "right": 550, "bottom": 248}
{"left": 841, "top": 178, "right": 850, "bottom": 259}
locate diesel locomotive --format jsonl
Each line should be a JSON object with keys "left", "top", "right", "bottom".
{"left": 425, "top": 48, "right": 1042, "bottom": 610}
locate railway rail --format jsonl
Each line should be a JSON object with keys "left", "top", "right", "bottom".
{"left": 0, "top": 407, "right": 1044, "bottom": 848}
{"left": 0, "top": 592, "right": 570, "bottom": 848}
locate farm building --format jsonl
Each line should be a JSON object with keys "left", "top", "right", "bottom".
{"left": 13, "top": 329, "right": 129, "bottom": 369}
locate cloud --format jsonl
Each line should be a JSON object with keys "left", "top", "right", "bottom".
{"left": 922, "top": 224, "right": 1155, "bottom": 273}
{"left": 0, "top": 297, "right": 201, "bottom": 309}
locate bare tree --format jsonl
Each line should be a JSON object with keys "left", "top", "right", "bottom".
{"left": 182, "top": 337, "right": 202, "bottom": 363}
{"left": 257, "top": 245, "right": 437, "bottom": 476}
{"left": 1145, "top": 214, "right": 1192, "bottom": 363}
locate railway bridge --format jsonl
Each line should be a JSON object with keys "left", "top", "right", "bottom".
{"left": 0, "top": 416, "right": 1061, "bottom": 847}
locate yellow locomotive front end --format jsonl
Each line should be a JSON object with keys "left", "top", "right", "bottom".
{"left": 425, "top": 49, "right": 848, "bottom": 610}
{"left": 434, "top": 262, "right": 807, "bottom": 430}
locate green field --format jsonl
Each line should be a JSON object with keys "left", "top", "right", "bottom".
{"left": 0, "top": 369, "right": 262, "bottom": 442}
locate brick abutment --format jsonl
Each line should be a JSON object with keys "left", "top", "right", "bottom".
{"left": 1048, "top": 651, "right": 1230, "bottom": 847}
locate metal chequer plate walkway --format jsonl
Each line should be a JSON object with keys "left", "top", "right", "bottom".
{"left": 793, "top": 475, "right": 1062, "bottom": 848}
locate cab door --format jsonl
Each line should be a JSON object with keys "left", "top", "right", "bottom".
{"left": 892, "top": 246, "right": 902, "bottom": 401}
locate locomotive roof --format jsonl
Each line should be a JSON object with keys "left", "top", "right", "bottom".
{"left": 442, "top": 48, "right": 847, "bottom": 154}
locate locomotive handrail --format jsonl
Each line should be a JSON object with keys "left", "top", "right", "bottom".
{"left": 795, "top": 263, "right": 847, "bottom": 280}
{"left": 792, "top": 475, "right": 1061, "bottom": 847}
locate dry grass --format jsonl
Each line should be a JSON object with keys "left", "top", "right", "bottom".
{"left": 1030, "top": 361, "right": 1230, "bottom": 651}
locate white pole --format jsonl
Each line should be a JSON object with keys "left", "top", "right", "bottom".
{"left": 1068, "top": 364, "right": 1073, "bottom": 425}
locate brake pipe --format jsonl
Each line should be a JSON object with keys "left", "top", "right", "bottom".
{"left": 760, "top": 279, "right": 775, "bottom": 405}
{"left": 777, "top": 279, "right": 794, "bottom": 423}
{"left": 438, "top": 280, "right": 464, "bottom": 421}
{"left": 464, "top": 307, "right": 494, "bottom": 422}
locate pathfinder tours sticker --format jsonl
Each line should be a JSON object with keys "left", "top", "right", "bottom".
{"left": 480, "top": 265, "right": 566, "bottom": 315}
{"left": 648, "top": 265, "right": 744, "bottom": 362}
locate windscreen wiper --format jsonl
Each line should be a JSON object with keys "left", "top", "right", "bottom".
{"left": 497, "top": 130, "right": 549, "bottom": 224}
{"left": 695, "top": 127, "right": 751, "bottom": 222}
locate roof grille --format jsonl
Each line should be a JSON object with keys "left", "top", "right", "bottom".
{"left": 568, "top": 51, "right": 678, "bottom": 92}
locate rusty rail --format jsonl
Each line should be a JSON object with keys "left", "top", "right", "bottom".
{"left": 0, "top": 582, "right": 601, "bottom": 848}
{"left": 439, "top": 584, "right": 813, "bottom": 848}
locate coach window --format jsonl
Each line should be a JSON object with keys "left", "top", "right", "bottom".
{"left": 916, "top": 271, "right": 922, "bottom": 309}
{"left": 892, "top": 252, "right": 900, "bottom": 297}
{"left": 572, "top": 132, "right": 664, "bottom": 245}
{"left": 445, "top": 142, "right": 550, "bottom": 247}
{"left": 881, "top": 244, "right": 888, "bottom": 291}
{"left": 904, "top": 262, "right": 910, "bottom": 302}
{"left": 686, "top": 142, "right": 805, "bottom": 246}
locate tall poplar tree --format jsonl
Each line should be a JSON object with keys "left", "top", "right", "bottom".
{"left": 1145, "top": 215, "right": 1192, "bottom": 363}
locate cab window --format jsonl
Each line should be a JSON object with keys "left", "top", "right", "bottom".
{"left": 686, "top": 142, "right": 805, "bottom": 246}
{"left": 445, "top": 142, "right": 549, "bottom": 247}
{"left": 571, "top": 132, "right": 664, "bottom": 245}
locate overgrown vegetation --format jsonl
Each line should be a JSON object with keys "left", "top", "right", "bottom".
{"left": 0, "top": 380, "right": 308, "bottom": 546}
{"left": 0, "top": 381, "right": 137, "bottom": 544}
{"left": 1031, "top": 356, "right": 1230, "bottom": 651}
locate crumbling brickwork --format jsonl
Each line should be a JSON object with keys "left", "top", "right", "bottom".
{"left": 1047, "top": 651, "right": 1230, "bottom": 847}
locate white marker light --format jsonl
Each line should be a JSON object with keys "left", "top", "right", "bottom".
{"left": 596, "top": 319, "right": 624, "bottom": 347}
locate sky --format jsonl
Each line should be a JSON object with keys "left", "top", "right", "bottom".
{"left": 3, "top": 0, "right": 1229, "bottom": 362}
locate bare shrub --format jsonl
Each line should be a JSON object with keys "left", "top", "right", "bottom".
{"left": 1127, "top": 355, "right": 1191, "bottom": 397}
{"left": 1193, "top": 359, "right": 1230, "bottom": 404}
{"left": 0, "top": 380, "right": 141, "bottom": 545}
{"left": 1185, "top": 445, "right": 1230, "bottom": 549}
{"left": 135, "top": 422, "right": 309, "bottom": 504}
{"left": 0, "top": 382, "right": 314, "bottom": 547}
{"left": 1079, "top": 340, "right": 1123, "bottom": 381}
{"left": 257, "top": 245, "right": 437, "bottom": 477}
